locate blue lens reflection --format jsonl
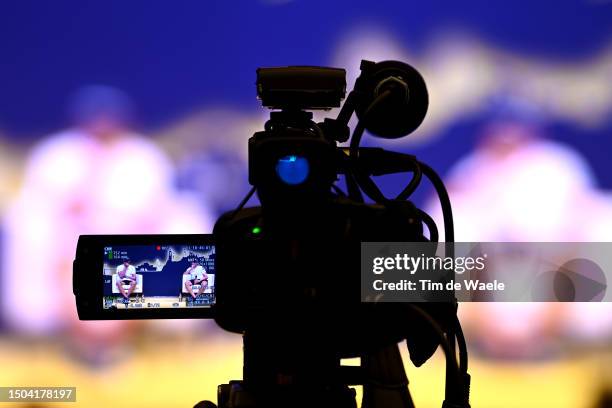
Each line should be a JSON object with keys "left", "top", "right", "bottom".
{"left": 275, "top": 155, "right": 309, "bottom": 185}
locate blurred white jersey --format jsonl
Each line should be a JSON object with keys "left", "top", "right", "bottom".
{"left": 428, "top": 136, "right": 612, "bottom": 348}
{"left": 1, "top": 129, "right": 214, "bottom": 333}
{"left": 187, "top": 265, "right": 206, "bottom": 280}
{"left": 116, "top": 264, "right": 136, "bottom": 280}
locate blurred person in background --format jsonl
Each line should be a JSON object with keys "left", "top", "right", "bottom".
{"left": 427, "top": 94, "right": 612, "bottom": 361}
{"left": 1, "top": 85, "right": 213, "bottom": 364}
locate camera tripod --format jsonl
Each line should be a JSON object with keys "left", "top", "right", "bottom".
{"left": 195, "top": 327, "right": 417, "bottom": 408}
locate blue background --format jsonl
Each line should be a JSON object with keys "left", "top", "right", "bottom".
{"left": 0, "top": 0, "right": 610, "bottom": 187}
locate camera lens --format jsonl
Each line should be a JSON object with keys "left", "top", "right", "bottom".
{"left": 275, "top": 155, "right": 309, "bottom": 185}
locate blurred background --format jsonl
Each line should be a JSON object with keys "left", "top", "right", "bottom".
{"left": 1, "top": 0, "right": 611, "bottom": 407}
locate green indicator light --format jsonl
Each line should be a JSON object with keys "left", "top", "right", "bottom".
{"left": 252, "top": 227, "right": 262, "bottom": 235}
{"left": 109, "top": 252, "right": 113, "bottom": 260}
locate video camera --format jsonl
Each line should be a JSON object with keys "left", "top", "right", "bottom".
{"left": 73, "top": 60, "right": 470, "bottom": 408}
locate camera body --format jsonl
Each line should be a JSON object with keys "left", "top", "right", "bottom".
{"left": 73, "top": 61, "right": 468, "bottom": 408}
{"left": 214, "top": 195, "right": 431, "bottom": 353}
{"left": 213, "top": 62, "right": 452, "bottom": 358}
{"left": 72, "top": 61, "right": 452, "bottom": 354}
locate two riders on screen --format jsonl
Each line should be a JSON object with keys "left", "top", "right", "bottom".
{"left": 116, "top": 259, "right": 208, "bottom": 300}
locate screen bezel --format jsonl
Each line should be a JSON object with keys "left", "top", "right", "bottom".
{"left": 74, "top": 234, "right": 215, "bottom": 320}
